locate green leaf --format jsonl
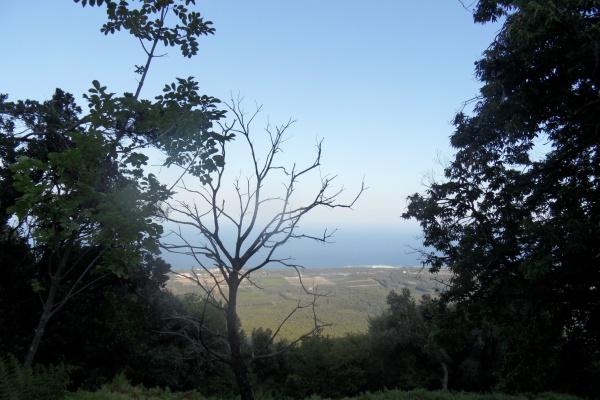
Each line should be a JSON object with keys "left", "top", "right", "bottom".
{"left": 31, "top": 279, "right": 46, "bottom": 293}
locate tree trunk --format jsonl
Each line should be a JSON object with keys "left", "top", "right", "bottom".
{"left": 23, "top": 236, "right": 75, "bottom": 370}
{"left": 434, "top": 347, "right": 450, "bottom": 392}
{"left": 226, "top": 281, "right": 255, "bottom": 400}
{"left": 23, "top": 269, "right": 62, "bottom": 370}
{"left": 440, "top": 361, "right": 449, "bottom": 392}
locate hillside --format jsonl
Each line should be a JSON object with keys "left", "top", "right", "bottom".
{"left": 166, "top": 266, "right": 450, "bottom": 339}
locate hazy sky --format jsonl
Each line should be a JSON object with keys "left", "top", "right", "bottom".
{"left": 2, "top": 1, "right": 501, "bottom": 268}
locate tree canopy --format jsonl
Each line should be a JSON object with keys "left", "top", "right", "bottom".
{"left": 0, "top": 0, "right": 225, "bottom": 370}
{"left": 403, "top": 0, "right": 600, "bottom": 395}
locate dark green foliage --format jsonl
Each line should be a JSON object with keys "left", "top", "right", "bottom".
{"left": 246, "top": 289, "right": 528, "bottom": 398}
{"left": 0, "top": 0, "right": 227, "bottom": 372}
{"left": 38, "top": 262, "right": 225, "bottom": 392}
{"left": 159, "top": 293, "right": 237, "bottom": 397}
{"left": 0, "top": 237, "right": 38, "bottom": 360}
{"left": 248, "top": 327, "right": 289, "bottom": 392}
{"left": 403, "top": 0, "right": 600, "bottom": 397}
{"left": 0, "top": 226, "right": 228, "bottom": 394}
{"left": 368, "top": 289, "right": 433, "bottom": 390}
{"left": 341, "top": 390, "right": 583, "bottom": 400}
{"left": 74, "top": 0, "right": 215, "bottom": 59}
{"left": 66, "top": 384, "right": 587, "bottom": 400}
{"left": 67, "top": 373, "right": 213, "bottom": 399}
{"left": 0, "top": 353, "right": 71, "bottom": 400}
{"left": 258, "top": 333, "right": 374, "bottom": 399}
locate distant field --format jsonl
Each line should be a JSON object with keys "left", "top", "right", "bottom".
{"left": 165, "top": 266, "right": 449, "bottom": 339}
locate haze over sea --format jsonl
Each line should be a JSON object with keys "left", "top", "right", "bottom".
{"left": 162, "top": 225, "right": 424, "bottom": 270}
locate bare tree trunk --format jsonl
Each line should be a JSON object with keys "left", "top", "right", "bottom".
{"left": 440, "top": 361, "right": 449, "bottom": 392}
{"left": 23, "top": 287, "right": 56, "bottom": 370}
{"left": 226, "top": 280, "right": 255, "bottom": 400}
{"left": 437, "top": 347, "right": 449, "bottom": 392}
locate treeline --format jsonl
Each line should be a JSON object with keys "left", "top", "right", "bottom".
{"left": 0, "top": 252, "right": 594, "bottom": 399}
{"left": 2, "top": 0, "right": 600, "bottom": 399}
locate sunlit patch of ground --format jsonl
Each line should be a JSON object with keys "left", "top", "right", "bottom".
{"left": 284, "top": 275, "right": 336, "bottom": 286}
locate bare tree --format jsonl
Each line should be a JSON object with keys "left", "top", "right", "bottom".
{"left": 160, "top": 98, "right": 364, "bottom": 400}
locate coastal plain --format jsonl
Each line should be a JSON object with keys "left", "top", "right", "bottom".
{"left": 166, "top": 266, "right": 449, "bottom": 339}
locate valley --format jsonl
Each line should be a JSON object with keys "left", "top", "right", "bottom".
{"left": 166, "top": 265, "right": 451, "bottom": 339}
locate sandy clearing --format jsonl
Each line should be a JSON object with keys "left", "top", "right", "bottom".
{"left": 284, "top": 276, "right": 336, "bottom": 286}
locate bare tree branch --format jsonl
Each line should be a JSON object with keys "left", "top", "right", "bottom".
{"left": 160, "top": 96, "right": 364, "bottom": 399}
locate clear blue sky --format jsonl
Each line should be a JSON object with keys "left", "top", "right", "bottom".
{"left": 1, "top": 1, "right": 500, "bottom": 268}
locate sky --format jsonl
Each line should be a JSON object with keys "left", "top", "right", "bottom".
{"left": 1, "top": 1, "right": 501, "bottom": 268}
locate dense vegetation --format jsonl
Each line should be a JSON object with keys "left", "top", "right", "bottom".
{"left": 1, "top": 0, "right": 599, "bottom": 399}
{"left": 403, "top": 0, "right": 600, "bottom": 397}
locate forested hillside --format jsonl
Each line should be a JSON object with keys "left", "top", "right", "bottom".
{"left": 1, "top": 1, "right": 599, "bottom": 399}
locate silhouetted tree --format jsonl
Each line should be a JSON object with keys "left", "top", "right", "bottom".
{"left": 161, "top": 98, "right": 364, "bottom": 400}
{"left": 403, "top": 1, "right": 600, "bottom": 396}
{"left": 0, "top": 0, "right": 223, "bottom": 370}
{"left": 368, "top": 289, "right": 438, "bottom": 390}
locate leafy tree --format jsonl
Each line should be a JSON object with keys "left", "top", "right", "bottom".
{"left": 247, "top": 327, "right": 289, "bottom": 394}
{"left": 418, "top": 293, "right": 498, "bottom": 393}
{"left": 35, "top": 256, "right": 172, "bottom": 389}
{"left": 161, "top": 98, "right": 364, "bottom": 400}
{"left": 368, "top": 289, "right": 438, "bottom": 390}
{"left": 403, "top": 1, "right": 600, "bottom": 396}
{"left": 0, "top": 0, "right": 224, "bottom": 370}
{"left": 317, "top": 333, "right": 372, "bottom": 398}
{"left": 0, "top": 240, "right": 234, "bottom": 393}
{"left": 265, "top": 333, "right": 373, "bottom": 399}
